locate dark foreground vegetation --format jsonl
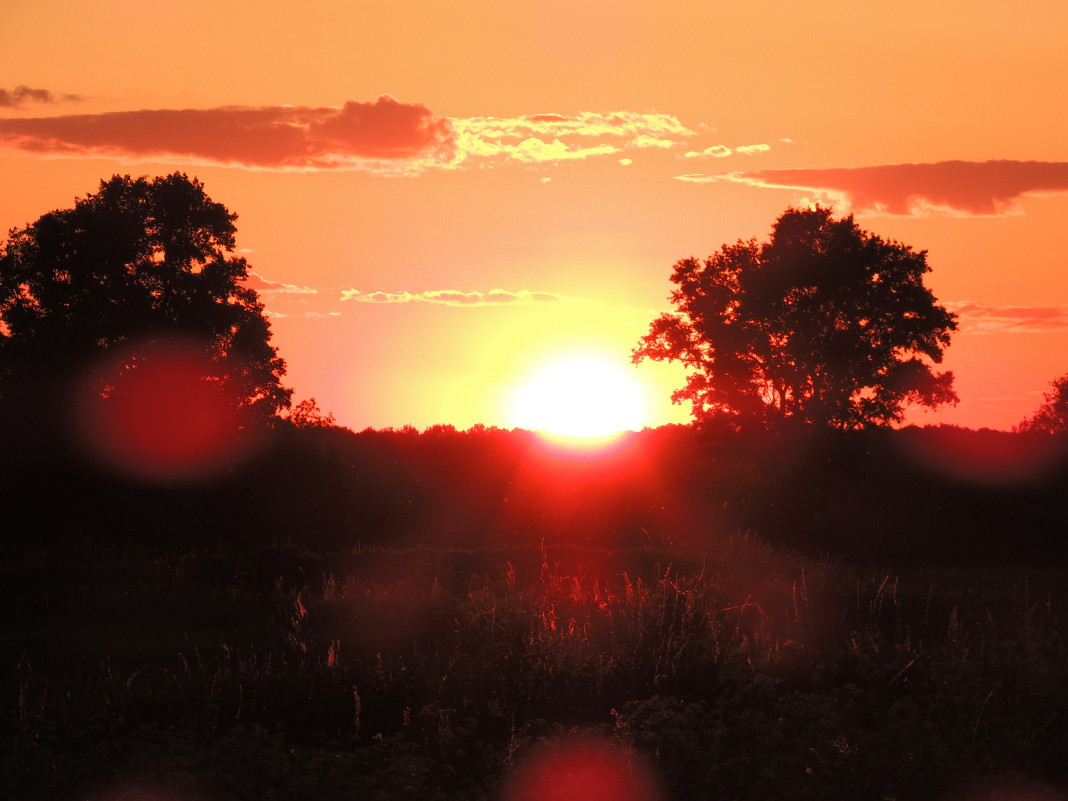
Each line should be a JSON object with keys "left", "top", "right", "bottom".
{"left": 4, "top": 423, "right": 1068, "bottom": 800}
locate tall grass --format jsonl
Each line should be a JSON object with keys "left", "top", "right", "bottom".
{"left": 4, "top": 538, "right": 1068, "bottom": 800}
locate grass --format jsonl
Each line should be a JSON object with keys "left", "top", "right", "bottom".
{"left": 3, "top": 535, "right": 1068, "bottom": 800}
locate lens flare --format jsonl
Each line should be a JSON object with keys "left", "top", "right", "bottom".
{"left": 898, "top": 425, "right": 1066, "bottom": 486}
{"left": 500, "top": 734, "right": 664, "bottom": 801}
{"left": 74, "top": 339, "right": 258, "bottom": 483}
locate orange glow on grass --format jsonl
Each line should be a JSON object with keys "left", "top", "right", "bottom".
{"left": 510, "top": 353, "right": 648, "bottom": 438}
{"left": 500, "top": 734, "right": 664, "bottom": 801}
{"left": 75, "top": 339, "right": 259, "bottom": 483}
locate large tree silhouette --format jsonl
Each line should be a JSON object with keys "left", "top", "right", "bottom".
{"left": 0, "top": 173, "right": 291, "bottom": 437}
{"left": 634, "top": 207, "right": 958, "bottom": 430}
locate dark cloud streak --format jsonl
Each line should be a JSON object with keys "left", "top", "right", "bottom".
{"left": 0, "top": 95, "right": 455, "bottom": 172}
{"left": 0, "top": 85, "right": 82, "bottom": 107}
{"left": 715, "top": 160, "right": 1068, "bottom": 216}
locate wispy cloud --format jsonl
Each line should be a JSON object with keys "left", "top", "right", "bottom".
{"left": 690, "top": 160, "right": 1068, "bottom": 216}
{"left": 0, "top": 85, "right": 82, "bottom": 107}
{"left": 682, "top": 143, "right": 770, "bottom": 159}
{"left": 241, "top": 271, "right": 328, "bottom": 318}
{"left": 451, "top": 111, "right": 695, "bottom": 165}
{"left": 631, "top": 134, "right": 679, "bottom": 149}
{"left": 0, "top": 95, "right": 455, "bottom": 173}
{"left": 243, "top": 271, "right": 317, "bottom": 295}
{"left": 683, "top": 145, "right": 732, "bottom": 159}
{"left": 340, "top": 288, "right": 578, "bottom": 307}
{"left": 266, "top": 309, "right": 341, "bottom": 319}
{"left": 948, "top": 301, "right": 1068, "bottom": 334}
{"left": 455, "top": 111, "right": 693, "bottom": 142}
{"left": 467, "top": 138, "right": 620, "bottom": 163}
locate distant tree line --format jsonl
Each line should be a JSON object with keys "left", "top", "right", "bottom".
{"left": 2, "top": 421, "right": 1064, "bottom": 567}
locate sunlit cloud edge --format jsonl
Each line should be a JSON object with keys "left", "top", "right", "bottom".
{"left": 339, "top": 288, "right": 585, "bottom": 307}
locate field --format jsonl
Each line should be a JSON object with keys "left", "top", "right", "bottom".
{"left": 3, "top": 424, "right": 1068, "bottom": 800}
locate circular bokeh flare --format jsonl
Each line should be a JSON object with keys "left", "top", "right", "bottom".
{"left": 74, "top": 338, "right": 259, "bottom": 483}
{"left": 500, "top": 734, "right": 664, "bottom": 801}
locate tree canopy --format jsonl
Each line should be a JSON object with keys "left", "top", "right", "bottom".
{"left": 633, "top": 206, "right": 958, "bottom": 430}
{"left": 1016, "top": 374, "right": 1068, "bottom": 434}
{"left": 0, "top": 173, "right": 291, "bottom": 433}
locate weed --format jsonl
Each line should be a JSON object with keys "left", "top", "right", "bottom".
{"left": 3, "top": 541, "right": 1067, "bottom": 800}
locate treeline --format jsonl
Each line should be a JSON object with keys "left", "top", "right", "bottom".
{"left": 6, "top": 422, "right": 1067, "bottom": 565}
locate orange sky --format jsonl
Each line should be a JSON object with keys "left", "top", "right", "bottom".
{"left": 2, "top": 0, "right": 1066, "bottom": 431}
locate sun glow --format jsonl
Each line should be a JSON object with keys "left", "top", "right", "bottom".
{"left": 511, "top": 353, "right": 648, "bottom": 438}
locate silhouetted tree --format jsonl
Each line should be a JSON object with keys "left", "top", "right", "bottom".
{"left": 633, "top": 206, "right": 958, "bottom": 429}
{"left": 286, "top": 397, "right": 338, "bottom": 428}
{"left": 0, "top": 173, "right": 291, "bottom": 433}
{"left": 1016, "top": 374, "right": 1068, "bottom": 434}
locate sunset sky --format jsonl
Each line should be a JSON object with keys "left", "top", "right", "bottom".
{"left": 2, "top": 0, "right": 1066, "bottom": 432}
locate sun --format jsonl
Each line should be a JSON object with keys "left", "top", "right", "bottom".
{"left": 511, "top": 353, "right": 648, "bottom": 438}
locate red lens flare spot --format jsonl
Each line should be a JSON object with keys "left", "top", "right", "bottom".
{"left": 900, "top": 426, "right": 1066, "bottom": 486}
{"left": 500, "top": 735, "right": 664, "bottom": 801}
{"left": 76, "top": 340, "right": 256, "bottom": 483}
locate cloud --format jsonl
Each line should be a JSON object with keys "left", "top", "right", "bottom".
{"left": 0, "top": 96, "right": 704, "bottom": 173}
{"left": 0, "top": 85, "right": 82, "bottom": 107}
{"left": 683, "top": 145, "right": 732, "bottom": 159}
{"left": 340, "top": 288, "right": 577, "bottom": 307}
{"left": 948, "top": 301, "right": 1068, "bottom": 335}
{"left": 0, "top": 99, "right": 703, "bottom": 172}
{"left": 456, "top": 111, "right": 693, "bottom": 142}
{"left": 682, "top": 143, "right": 770, "bottom": 159}
{"left": 243, "top": 271, "right": 317, "bottom": 295}
{"left": 0, "top": 95, "right": 455, "bottom": 173}
{"left": 265, "top": 309, "right": 341, "bottom": 319}
{"left": 702, "top": 160, "right": 1068, "bottom": 216}
{"left": 452, "top": 111, "right": 695, "bottom": 165}
{"left": 242, "top": 271, "right": 328, "bottom": 318}
{"left": 631, "top": 134, "right": 678, "bottom": 149}
{"left": 506, "top": 138, "right": 619, "bottom": 163}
